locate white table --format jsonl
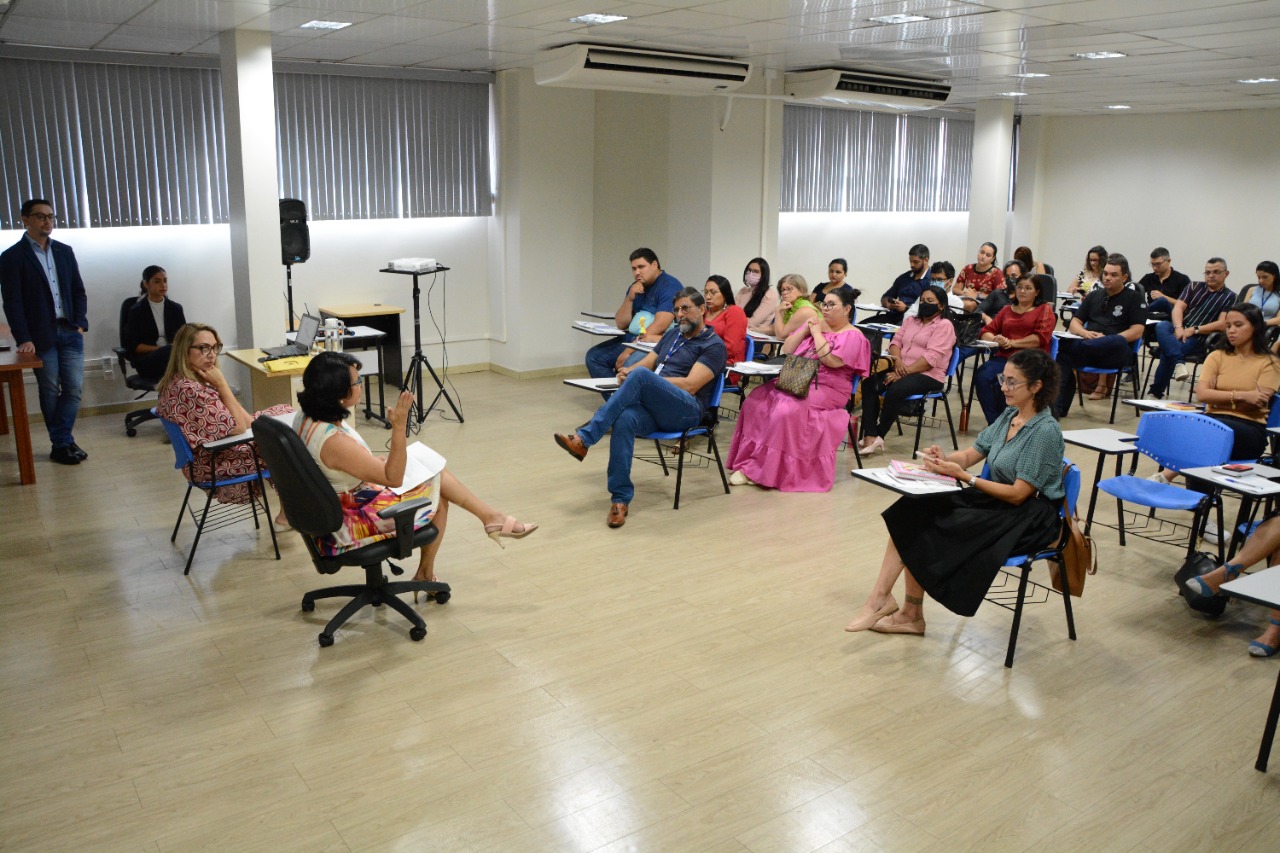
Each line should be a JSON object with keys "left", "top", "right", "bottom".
{"left": 581, "top": 310, "right": 615, "bottom": 320}
{"left": 1220, "top": 565, "right": 1280, "bottom": 772}
{"left": 851, "top": 465, "right": 961, "bottom": 496}
{"left": 1182, "top": 465, "right": 1280, "bottom": 557}
{"left": 564, "top": 377, "right": 620, "bottom": 392}
{"left": 1062, "top": 428, "right": 1140, "bottom": 536}
{"left": 573, "top": 320, "right": 625, "bottom": 337}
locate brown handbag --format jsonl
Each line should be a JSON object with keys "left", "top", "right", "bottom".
{"left": 1048, "top": 463, "right": 1097, "bottom": 597}
{"left": 776, "top": 354, "right": 820, "bottom": 398}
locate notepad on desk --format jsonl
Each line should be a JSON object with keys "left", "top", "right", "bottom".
{"left": 262, "top": 355, "right": 311, "bottom": 373}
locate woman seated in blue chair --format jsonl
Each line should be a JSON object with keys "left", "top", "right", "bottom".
{"left": 294, "top": 352, "right": 536, "bottom": 588}
{"left": 122, "top": 265, "right": 186, "bottom": 380}
{"left": 156, "top": 323, "right": 291, "bottom": 527}
{"left": 725, "top": 286, "right": 870, "bottom": 492}
{"left": 1185, "top": 513, "right": 1280, "bottom": 657}
{"left": 857, "top": 284, "right": 956, "bottom": 455}
{"left": 974, "top": 274, "right": 1056, "bottom": 424}
{"left": 845, "top": 349, "right": 1065, "bottom": 636}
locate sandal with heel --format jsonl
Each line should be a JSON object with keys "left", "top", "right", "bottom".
{"left": 484, "top": 516, "right": 538, "bottom": 549}
{"left": 1249, "top": 617, "right": 1280, "bottom": 658}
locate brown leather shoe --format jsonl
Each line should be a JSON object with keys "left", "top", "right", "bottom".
{"left": 607, "top": 502, "right": 629, "bottom": 528}
{"left": 554, "top": 432, "right": 588, "bottom": 461}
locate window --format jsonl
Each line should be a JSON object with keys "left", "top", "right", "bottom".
{"left": 0, "top": 58, "right": 228, "bottom": 229}
{"left": 780, "top": 104, "right": 973, "bottom": 213}
{"left": 274, "top": 73, "right": 492, "bottom": 220}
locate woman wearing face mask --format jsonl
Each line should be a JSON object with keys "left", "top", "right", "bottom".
{"left": 858, "top": 284, "right": 957, "bottom": 455}
{"left": 735, "top": 257, "right": 777, "bottom": 334}
{"left": 812, "top": 257, "right": 849, "bottom": 305}
{"left": 703, "top": 275, "right": 747, "bottom": 366}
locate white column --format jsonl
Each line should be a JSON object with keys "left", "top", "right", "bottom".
{"left": 966, "top": 99, "right": 1016, "bottom": 258}
{"left": 220, "top": 29, "right": 285, "bottom": 349}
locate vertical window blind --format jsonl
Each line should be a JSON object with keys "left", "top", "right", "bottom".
{"left": 0, "top": 59, "right": 492, "bottom": 229}
{"left": 274, "top": 73, "right": 492, "bottom": 220}
{"left": 0, "top": 58, "right": 227, "bottom": 229}
{"left": 781, "top": 104, "right": 973, "bottom": 213}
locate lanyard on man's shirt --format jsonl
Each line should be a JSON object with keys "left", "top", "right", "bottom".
{"left": 655, "top": 332, "right": 692, "bottom": 376}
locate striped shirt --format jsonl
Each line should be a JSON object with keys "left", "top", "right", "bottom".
{"left": 1178, "top": 281, "right": 1236, "bottom": 328}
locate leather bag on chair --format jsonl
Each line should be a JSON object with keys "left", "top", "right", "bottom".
{"left": 1049, "top": 463, "right": 1097, "bottom": 597}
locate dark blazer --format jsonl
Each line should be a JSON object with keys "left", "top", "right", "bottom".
{"left": 122, "top": 297, "right": 186, "bottom": 359}
{"left": 0, "top": 235, "right": 89, "bottom": 353}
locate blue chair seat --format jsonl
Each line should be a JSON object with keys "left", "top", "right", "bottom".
{"left": 1095, "top": 475, "right": 1210, "bottom": 512}
{"left": 638, "top": 373, "right": 730, "bottom": 509}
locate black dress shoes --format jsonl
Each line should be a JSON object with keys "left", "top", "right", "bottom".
{"left": 69, "top": 443, "right": 88, "bottom": 461}
{"left": 49, "top": 446, "right": 80, "bottom": 465}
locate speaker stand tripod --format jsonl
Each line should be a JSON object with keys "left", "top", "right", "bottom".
{"left": 380, "top": 266, "right": 463, "bottom": 429}
{"left": 285, "top": 263, "right": 296, "bottom": 332}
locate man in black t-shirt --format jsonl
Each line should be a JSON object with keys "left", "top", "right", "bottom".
{"left": 556, "top": 288, "right": 727, "bottom": 529}
{"left": 1052, "top": 254, "right": 1148, "bottom": 418}
{"left": 1137, "top": 247, "right": 1192, "bottom": 314}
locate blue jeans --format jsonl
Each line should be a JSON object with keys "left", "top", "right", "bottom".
{"left": 585, "top": 338, "right": 647, "bottom": 378}
{"left": 1053, "top": 334, "right": 1133, "bottom": 417}
{"left": 974, "top": 355, "right": 1010, "bottom": 425}
{"left": 577, "top": 367, "right": 702, "bottom": 504}
{"left": 1147, "top": 296, "right": 1174, "bottom": 314}
{"left": 1150, "top": 321, "right": 1206, "bottom": 398}
{"left": 33, "top": 324, "right": 85, "bottom": 449}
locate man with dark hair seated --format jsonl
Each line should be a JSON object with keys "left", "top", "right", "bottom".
{"left": 556, "top": 288, "right": 726, "bottom": 528}
{"left": 1138, "top": 247, "right": 1191, "bottom": 315}
{"left": 585, "top": 247, "right": 683, "bottom": 378}
{"left": 868, "top": 243, "right": 930, "bottom": 324}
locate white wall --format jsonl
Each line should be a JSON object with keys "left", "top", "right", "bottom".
{"left": 1026, "top": 108, "right": 1280, "bottom": 282}
{"left": 776, "top": 212, "right": 970, "bottom": 298}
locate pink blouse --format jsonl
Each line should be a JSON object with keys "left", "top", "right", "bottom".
{"left": 736, "top": 285, "right": 779, "bottom": 333}
{"left": 890, "top": 315, "right": 957, "bottom": 383}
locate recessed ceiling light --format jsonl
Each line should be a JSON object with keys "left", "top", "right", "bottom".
{"left": 300, "top": 20, "right": 351, "bottom": 31}
{"left": 1074, "top": 51, "right": 1126, "bottom": 60}
{"left": 996, "top": 92, "right": 1026, "bottom": 97}
{"left": 870, "top": 14, "right": 929, "bottom": 25}
{"left": 1106, "top": 104, "right": 1131, "bottom": 110}
{"left": 1014, "top": 72, "right": 1049, "bottom": 79}
{"left": 569, "top": 13, "right": 628, "bottom": 25}
{"left": 1238, "top": 77, "right": 1280, "bottom": 84}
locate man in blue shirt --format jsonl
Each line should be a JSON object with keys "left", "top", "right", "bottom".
{"left": 869, "top": 243, "right": 930, "bottom": 324}
{"left": 558, "top": 288, "right": 727, "bottom": 528}
{"left": 585, "top": 247, "right": 683, "bottom": 378}
{"left": 0, "top": 198, "right": 89, "bottom": 465}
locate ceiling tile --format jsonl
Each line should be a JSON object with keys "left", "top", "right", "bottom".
{"left": 0, "top": 18, "right": 119, "bottom": 49}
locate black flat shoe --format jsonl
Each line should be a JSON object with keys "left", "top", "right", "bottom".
{"left": 69, "top": 443, "right": 88, "bottom": 461}
{"left": 49, "top": 446, "right": 80, "bottom": 465}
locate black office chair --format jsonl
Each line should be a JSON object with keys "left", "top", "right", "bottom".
{"left": 113, "top": 296, "right": 160, "bottom": 436}
{"left": 251, "top": 415, "right": 450, "bottom": 647}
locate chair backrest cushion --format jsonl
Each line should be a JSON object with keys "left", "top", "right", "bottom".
{"left": 118, "top": 296, "right": 140, "bottom": 345}
{"left": 1137, "top": 412, "right": 1233, "bottom": 472}
{"left": 252, "top": 415, "right": 345, "bottom": 537}
{"left": 158, "top": 415, "right": 196, "bottom": 471}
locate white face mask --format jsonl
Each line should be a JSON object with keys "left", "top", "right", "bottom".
{"left": 743, "top": 271, "right": 761, "bottom": 287}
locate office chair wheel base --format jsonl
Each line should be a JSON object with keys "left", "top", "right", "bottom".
{"left": 126, "top": 427, "right": 137, "bottom": 437}
{"left": 301, "top": 599, "right": 315, "bottom": 612}
{"left": 433, "top": 590, "right": 450, "bottom": 605}
{"left": 318, "top": 632, "right": 334, "bottom": 647}
{"left": 409, "top": 626, "right": 427, "bottom": 641}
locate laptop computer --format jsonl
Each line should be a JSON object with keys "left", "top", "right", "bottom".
{"left": 261, "top": 313, "right": 321, "bottom": 360}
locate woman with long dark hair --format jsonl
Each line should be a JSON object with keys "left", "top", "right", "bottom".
{"left": 703, "top": 275, "right": 747, "bottom": 366}
{"left": 735, "top": 257, "right": 777, "bottom": 333}
{"left": 1240, "top": 261, "right": 1280, "bottom": 327}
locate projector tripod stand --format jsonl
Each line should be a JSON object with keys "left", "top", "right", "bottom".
{"left": 381, "top": 266, "right": 463, "bottom": 431}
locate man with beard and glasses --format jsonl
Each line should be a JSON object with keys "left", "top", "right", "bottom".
{"left": 554, "top": 287, "right": 726, "bottom": 529}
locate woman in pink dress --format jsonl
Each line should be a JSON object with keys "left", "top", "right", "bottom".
{"left": 156, "top": 323, "right": 291, "bottom": 525}
{"left": 725, "top": 287, "right": 870, "bottom": 492}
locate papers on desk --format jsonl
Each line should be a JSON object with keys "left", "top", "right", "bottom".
{"left": 747, "top": 330, "right": 784, "bottom": 344}
{"left": 1052, "top": 330, "right": 1083, "bottom": 340}
{"left": 729, "top": 361, "right": 782, "bottom": 376}
{"left": 857, "top": 323, "right": 901, "bottom": 334}
{"left": 623, "top": 340, "right": 656, "bottom": 352}
{"left": 853, "top": 466, "right": 961, "bottom": 494}
{"left": 1122, "top": 398, "right": 1203, "bottom": 413}
{"left": 573, "top": 320, "right": 624, "bottom": 336}
{"left": 564, "top": 377, "right": 620, "bottom": 392}
{"left": 1181, "top": 466, "right": 1280, "bottom": 496}
{"left": 263, "top": 355, "right": 310, "bottom": 373}
{"left": 855, "top": 302, "right": 883, "bottom": 314}
{"left": 1056, "top": 292, "right": 1078, "bottom": 301}
{"left": 204, "top": 412, "right": 298, "bottom": 449}
{"left": 969, "top": 340, "right": 998, "bottom": 348}
{"left": 392, "top": 442, "right": 447, "bottom": 495}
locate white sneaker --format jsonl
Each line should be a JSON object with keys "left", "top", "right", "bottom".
{"left": 1202, "top": 520, "right": 1220, "bottom": 545}
{"left": 1172, "top": 363, "right": 1190, "bottom": 382}
{"left": 1147, "top": 471, "right": 1170, "bottom": 484}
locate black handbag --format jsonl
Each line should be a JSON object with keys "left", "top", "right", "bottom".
{"left": 950, "top": 312, "right": 984, "bottom": 347}
{"left": 776, "top": 354, "right": 820, "bottom": 398}
{"left": 1174, "top": 551, "right": 1228, "bottom": 618}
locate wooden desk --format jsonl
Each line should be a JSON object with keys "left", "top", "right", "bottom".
{"left": 224, "top": 349, "right": 309, "bottom": 410}
{"left": 319, "top": 304, "right": 404, "bottom": 387}
{"left": 0, "top": 350, "right": 42, "bottom": 485}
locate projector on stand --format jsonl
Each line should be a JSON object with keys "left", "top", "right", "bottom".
{"left": 388, "top": 257, "right": 439, "bottom": 273}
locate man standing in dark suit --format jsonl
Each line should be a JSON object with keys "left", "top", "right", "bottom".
{"left": 0, "top": 198, "right": 89, "bottom": 465}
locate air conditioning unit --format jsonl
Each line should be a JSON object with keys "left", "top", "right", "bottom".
{"left": 784, "top": 68, "right": 950, "bottom": 112}
{"left": 535, "top": 44, "right": 751, "bottom": 95}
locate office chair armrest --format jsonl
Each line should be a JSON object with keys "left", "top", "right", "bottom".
{"left": 377, "top": 497, "right": 434, "bottom": 559}
{"left": 113, "top": 345, "right": 129, "bottom": 372}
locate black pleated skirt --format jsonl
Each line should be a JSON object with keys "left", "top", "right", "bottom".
{"left": 882, "top": 489, "right": 1061, "bottom": 617}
